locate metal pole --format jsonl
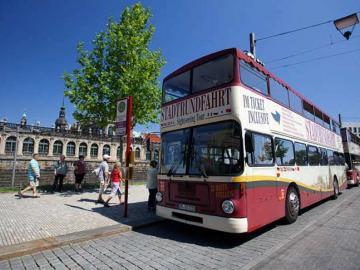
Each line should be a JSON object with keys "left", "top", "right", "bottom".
{"left": 11, "top": 126, "right": 19, "bottom": 188}
{"left": 338, "top": 114, "right": 342, "bottom": 127}
{"left": 250, "top": 32, "right": 256, "bottom": 59}
{"left": 124, "top": 96, "right": 132, "bottom": 218}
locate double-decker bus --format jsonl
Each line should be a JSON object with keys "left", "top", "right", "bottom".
{"left": 341, "top": 128, "right": 360, "bottom": 186}
{"left": 156, "top": 48, "right": 347, "bottom": 233}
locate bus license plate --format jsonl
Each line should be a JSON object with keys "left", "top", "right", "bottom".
{"left": 178, "top": 203, "right": 195, "bottom": 212}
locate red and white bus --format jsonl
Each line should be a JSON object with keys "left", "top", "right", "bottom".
{"left": 156, "top": 48, "right": 347, "bottom": 233}
{"left": 341, "top": 128, "right": 360, "bottom": 186}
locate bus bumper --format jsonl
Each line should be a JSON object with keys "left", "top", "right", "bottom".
{"left": 156, "top": 205, "right": 248, "bottom": 233}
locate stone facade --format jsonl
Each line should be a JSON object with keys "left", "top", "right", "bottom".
{"left": 0, "top": 122, "right": 160, "bottom": 188}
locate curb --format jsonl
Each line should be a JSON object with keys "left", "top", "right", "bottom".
{"left": 0, "top": 217, "right": 163, "bottom": 261}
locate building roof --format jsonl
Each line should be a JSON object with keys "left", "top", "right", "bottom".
{"left": 143, "top": 133, "right": 160, "bottom": 143}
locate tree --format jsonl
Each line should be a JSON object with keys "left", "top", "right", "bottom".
{"left": 63, "top": 3, "right": 165, "bottom": 128}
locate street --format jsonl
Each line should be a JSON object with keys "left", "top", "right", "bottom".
{"left": 1, "top": 186, "right": 360, "bottom": 269}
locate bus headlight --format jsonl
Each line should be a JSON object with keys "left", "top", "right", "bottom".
{"left": 222, "top": 200, "right": 234, "bottom": 214}
{"left": 156, "top": 192, "right": 163, "bottom": 202}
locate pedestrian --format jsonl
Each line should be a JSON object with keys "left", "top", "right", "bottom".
{"left": 147, "top": 160, "right": 158, "bottom": 211}
{"left": 52, "top": 155, "right": 68, "bottom": 193}
{"left": 74, "top": 155, "right": 86, "bottom": 192}
{"left": 19, "top": 153, "right": 40, "bottom": 198}
{"left": 96, "top": 154, "right": 110, "bottom": 204}
{"left": 104, "top": 163, "right": 124, "bottom": 207}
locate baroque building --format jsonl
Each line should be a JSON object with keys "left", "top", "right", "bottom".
{"left": 0, "top": 106, "right": 160, "bottom": 187}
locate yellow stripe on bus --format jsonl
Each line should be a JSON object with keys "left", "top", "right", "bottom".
{"left": 232, "top": 175, "right": 334, "bottom": 192}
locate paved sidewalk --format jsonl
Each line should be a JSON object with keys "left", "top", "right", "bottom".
{"left": 0, "top": 185, "right": 161, "bottom": 259}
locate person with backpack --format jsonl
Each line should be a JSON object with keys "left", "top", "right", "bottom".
{"left": 52, "top": 155, "right": 68, "bottom": 193}
{"left": 74, "top": 155, "right": 86, "bottom": 192}
{"left": 19, "top": 153, "right": 41, "bottom": 198}
{"left": 96, "top": 154, "right": 110, "bottom": 204}
{"left": 104, "top": 162, "right": 124, "bottom": 207}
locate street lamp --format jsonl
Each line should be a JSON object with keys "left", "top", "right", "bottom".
{"left": 334, "top": 13, "right": 359, "bottom": 40}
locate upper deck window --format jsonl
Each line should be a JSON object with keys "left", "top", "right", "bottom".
{"left": 163, "top": 71, "right": 190, "bottom": 103}
{"left": 289, "top": 91, "right": 303, "bottom": 114}
{"left": 192, "top": 54, "right": 234, "bottom": 93}
{"left": 270, "top": 79, "right": 289, "bottom": 106}
{"left": 240, "top": 60, "right": 268, "bottom": 95}
{"left": 303, "top": 100, "right": 315, "bottom": 121}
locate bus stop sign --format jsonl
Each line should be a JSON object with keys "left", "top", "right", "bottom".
{"left": 115, "top": 98, "right": 128, "bottom": 136}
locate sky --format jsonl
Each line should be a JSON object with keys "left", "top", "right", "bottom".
{"left": 0, "top": 0, "right": 359, "bottom": 133}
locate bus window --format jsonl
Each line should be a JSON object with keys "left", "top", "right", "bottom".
{"left": 289, "top": 91, "right": 303, "bottom": 114}
{"left": 275, "top": 138, "right": 295, "bottom": 166}
{"left": 240, "top": 60, "right": 268, "bottom": 95}
{"left": 319, "top": 148, "right": 328, "bottom": 166}
{"left": 246, "top": 132, "right": 274, "bottom": 166}
{"left": 327, "top": 150, "right": 335, "bottom": 165}
{"left": 192, "top": 54, "right": 234, "bottom": 93}
{"left": 189, "top": 121, "right": 242, "bottom": 176}
{"left": 314, "top": 108, "right": 323, "bottom": 126}
{"left": 323, "top": 115, "right": 331, "bottom": 130}
{"left": 307, "top": 145, "right": 320, "bottom": 166}
{"left": 270, "top": 79, "right": 289, "bottom": 107}
{"left": 332, "top": 120, "right": 340, "bottom": 135}
{"left": 160, "top": 128, "right": 190, "bottom": 175}
{"left": 294, "top": 142, "right": 307, "bottom": 166}
{"left": 162, "top": 71, "right": 190, "bottom": 103}
{"left": 303, "top": 101, "right": 315, "bottom": 121}
{"left": 339, "top": 153, "right": 346, "bottom": 166}
{"left": 333, "top": 152, "right": 340, "bottom": 165}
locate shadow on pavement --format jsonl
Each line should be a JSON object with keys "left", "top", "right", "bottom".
{"left": 134, "top": 218, "right": 278, "bottom": 249}
{"left": 64, "top": 200, "right": 159, "bottom": 228}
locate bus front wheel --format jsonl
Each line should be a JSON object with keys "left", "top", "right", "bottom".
{"left": 285, "top": 186, "right": 299, "bottom": 224}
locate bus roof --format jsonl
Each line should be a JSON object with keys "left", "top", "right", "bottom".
{"left": 163, "top": 47, "right": 339, "bottom": 126}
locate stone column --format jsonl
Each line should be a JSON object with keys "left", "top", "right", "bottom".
{"left": 0, "top": 135, "right": 5, "bottom": 154}
{"left": 62, "top": 139, "right": 67, "bottom": 156}
{"left": 110, "top": 143, "right": 117, "bottom": 160}
{"left": 17, "top": 137, "right": 23, "bottom": 156}
{"left": 34, "top": 137, "right": 40, "bottom": 155}
{"left": 75, "top": 141, "right": 80, "bottom": 158}
{"left": 86, "top": 141, "right": 91, "bottom": 160}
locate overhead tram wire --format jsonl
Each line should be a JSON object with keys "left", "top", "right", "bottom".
{"left": 256, "top": 11, "right": 360, "bottom": 42}
{"left": 256, "top": 20, "right": 332, "bottom": 41}
{"left": 271, "top": 48, "right": 360, "bottom": 69}
{"left": 265, "top": 34, "right": 360, "bottom": 64}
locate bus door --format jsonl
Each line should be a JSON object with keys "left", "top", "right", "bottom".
{"left": 245, "top": 132, "right": 279, "bottom": 227}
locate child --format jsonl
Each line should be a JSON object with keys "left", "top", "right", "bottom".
{"left": 104, "top": 163, "right": 123, "bottom": 207}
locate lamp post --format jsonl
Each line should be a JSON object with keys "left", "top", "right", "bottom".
{"left": 334, "top": 13, "right": 359, "bottom": 40}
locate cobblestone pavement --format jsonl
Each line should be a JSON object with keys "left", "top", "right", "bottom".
{"left": 1, "top": 186, "right": 359, "bottom": 269}
{"left": 0, "top": 185, "right": 154, "bottom": 247}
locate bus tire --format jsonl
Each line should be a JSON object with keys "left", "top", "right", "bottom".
{"left": 285, "top": 186, "right": 300, "bottom": 224}
{"left": 332, "top": 178, "right": 339, "bottom": 200}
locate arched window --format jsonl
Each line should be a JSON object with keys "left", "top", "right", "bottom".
{"left": 90, "top": 144, "right": 98, "bottom": 158}
{"left": 102, "top": 144, "right": 110, "bottom": 156}
{"left": 154, "top": 150, "right": 159, "bottom": 162}
{"left": 22, "top": 137, "right": 34, "bottom": 155}
{"left": 146, "top": 150, "right": 152, "bottom": 161}
{"left": 5, "top": 136, "right": 17, "bottom": 154}
{"left": 117, "top": 146, "right": 122, "bottom": 160}
{"left": 38, "top": 139, "right": 49, "bottom": 156}
{"left": 135, "top": 147, "right": 141, "bottom": 159}
{"left": 53, "top": 140, "right": 63, "bottom": 156}
{"left": 79, "top": 142, "right": 87, "bottom": 157}
{"left": 66, "top": 141, "right": 76, "bottom": 156}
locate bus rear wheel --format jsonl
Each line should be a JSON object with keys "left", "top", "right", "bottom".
{"left": 285, "top": 186, "right": 299, "bottom": 224}
{"left": 333, "top": 179, "right": 339, "bottom": 199}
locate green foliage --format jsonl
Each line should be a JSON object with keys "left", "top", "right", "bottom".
{"left": 64, "top": 3, "right": 165, "bottom": 128}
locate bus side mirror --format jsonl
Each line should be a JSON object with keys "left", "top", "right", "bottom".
{"left": 245, "top": 133, "right": 254, "bottom": 153}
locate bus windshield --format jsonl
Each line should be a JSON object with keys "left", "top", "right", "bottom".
{"left": 162, "top": 54, "right": 234, "bottom": 103}
{"left": 160, "top": 121, "right": 243, "bottom": 176}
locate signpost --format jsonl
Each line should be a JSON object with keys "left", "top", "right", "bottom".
{"left": 115, "top": 96, "right": 132, "bottom": 218}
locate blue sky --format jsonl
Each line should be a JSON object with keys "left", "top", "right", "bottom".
{"left": 0, "top": 0, "right": 359, "bottom": 133}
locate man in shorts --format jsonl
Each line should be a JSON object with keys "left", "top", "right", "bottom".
{"left": 19, "top": 153, "right": 40, "bottom": 198}
{"left": 96, "top": 154, "right": 110, "bottom": 204}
